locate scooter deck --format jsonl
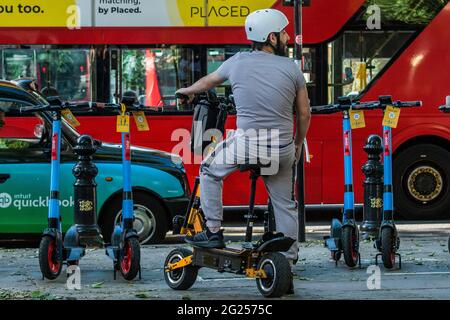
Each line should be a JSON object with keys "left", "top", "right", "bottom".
{"left": 192, "top": 247, "right": 251, "bottom": 274}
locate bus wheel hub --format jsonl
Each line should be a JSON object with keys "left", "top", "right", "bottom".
{"left": 407, "top": 166, "right": 443, "bottom": 203}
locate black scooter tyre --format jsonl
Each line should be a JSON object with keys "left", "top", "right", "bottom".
{"left": 381, "top": 228, "right": 396, "bottom": 269}
{"left": 164, "top": 248, "right": 198, "bottom": 290}
{"left": 342, "top": 226, "right": 359, "bottom": 268}
{"left": 39, "top": 236, "right": 62, "bottom": 280}
{"left": 256, "top": 252, "right": 292, "bottom": 298}
{"left": 119, "top": 237, "right": 141, "bottom": 280}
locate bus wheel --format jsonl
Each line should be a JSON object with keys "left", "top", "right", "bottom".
{"left": 394, "top": 144, "right": 450, "bottom": 219}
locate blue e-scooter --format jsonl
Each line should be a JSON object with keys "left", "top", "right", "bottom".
{"left": 313, "top": 97, "right": 375, "bottom": 268}
{"left": 96, "top": 94, "right": 145, "bottom": 280}
{"left": 371, "top": 96, "right": 421, "bottom": 269}
{"left": 20, "top": 97, "right": 92, "bottom": 279}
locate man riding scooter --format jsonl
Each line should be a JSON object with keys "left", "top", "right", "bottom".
{"left": 176, "top": 9, "right": 311, "bottom": 276}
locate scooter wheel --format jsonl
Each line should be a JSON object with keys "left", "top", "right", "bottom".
{"left": 119, "top": 237, "right": 141, "bottom": 280}
{"left": 164, "top": 248, "right": 198, "bottom": 290}
{"left": 39, "top": 236, "right": 62, "bottom": 280}
{"left": 342, "top": 226, "right": 359, "bottom": 268}
{"left": 256, "top": 252, "right": 292, "bottom": 298}
{"left": 381, "top": 228, "right": 396, "bottom": 269}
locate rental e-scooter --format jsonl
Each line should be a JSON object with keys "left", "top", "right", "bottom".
{"left": 164, "top": 93, "right": 294, "bottom": 298}
{"left": 20, "top": 97, "right": 93, "bottom": 279}
{"left": 94, "top": 95, "right": 146, "bottom": 280}
{"left": 313, "top": 97, "right": 376, "bottom": 268}
{"left": 22, "top": 94, "right": 142, "bottom": 281}
{"left": 371, "top": 96, "right": 421, "bottom": 269}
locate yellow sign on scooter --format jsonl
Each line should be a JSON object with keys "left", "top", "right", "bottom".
{"left": 61, "top": 108, "right": 80, "bottom": 127}
{"left": 132, "top": 111, "right": 150, "bottom": 131}
{"left": 382, "top": 105, "right": 401, "bottom": 128}
{"left": 349, "top": 109, "right": 366, "bottom": 129}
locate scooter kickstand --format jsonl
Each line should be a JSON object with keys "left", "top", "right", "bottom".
{"left": 396, "top": 253, "right": 402, "bottom": 270}
{"left": 375, "top": 253, "right": 380, "bottom": 266}
{"left": 138, "top": 265, "right": 142, "bottom": 280}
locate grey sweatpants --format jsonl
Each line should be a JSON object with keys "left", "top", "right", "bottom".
{"left": 199, "top": 131, "right": 299, "bottom": 261}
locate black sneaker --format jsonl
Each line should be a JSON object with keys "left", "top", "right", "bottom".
{"left": 185, "top": 228, "right": 226, "bottom": 249}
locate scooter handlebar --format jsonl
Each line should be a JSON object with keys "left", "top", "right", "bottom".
{"left": 310, "top": 104, "right": 340, "bottom": 114}
{"left": 92, "top": 102, "right": 146, "bottom": 112}
{"left": 311, "top": 101, "right": 379, "bottom": 114}
{"left": 20, "top": 104, "right": 49, "bottom": 114}
{"left": 20, "top": 101, "right": 95, "bottom": 114}
{"left": 391, "top": 100, "right": 422, "bottom": 108}
{"left": 311, "top": 99, "right": 421, "bottom": 115}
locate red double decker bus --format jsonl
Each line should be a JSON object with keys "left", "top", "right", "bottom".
{"left": 1, "top": 0, "right": 449, "bottom": 219}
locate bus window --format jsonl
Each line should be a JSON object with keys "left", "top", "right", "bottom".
{"left": 327, "top": 0, "right": 447, "bottom": 103}
{"left": 327, "top": 31, "right": 414, "bottom": 103}
{"left": 37, "top": 49, "right": 92, "bottom": 101}
{"left": 1, "top": 50, "right": 36, "bottom": 80}
{"left": 0, "top": 48, "right": 92, "bottom": 102}
{"left": 116, "top": 47, "right": 198, "bottom": 109}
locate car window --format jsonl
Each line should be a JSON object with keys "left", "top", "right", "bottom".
{"left": 0, "top": 109, "right": 44, "bottom": 150}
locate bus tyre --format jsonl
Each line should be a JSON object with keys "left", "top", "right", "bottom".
{"left": 342, "top": 226, "right": 359, "bottom": 268}
{"left": 394, "top": 144, "right": 450, "bottom": 219}
{"left": 164, "top": 248, "right": 198, "bottom": 290}
{"left": 101, "top": 192, "right": 168, "bottom": 245}
{"left": 381, "top": 228, "right": 396, "bottom": 269}
{"left": 256, "top": 252, "right": 292, "bottom": 298}
{"left": 39, "top": 236, "right": 62, "bottom": 280}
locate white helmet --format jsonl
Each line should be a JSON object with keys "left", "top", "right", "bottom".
{"left": 245, "top": 9, "right": 289, "bottom": 42}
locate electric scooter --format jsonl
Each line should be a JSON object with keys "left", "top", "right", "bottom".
{"left": 22, "top": 94, "right": 142, "bottom": 281}
{"left": 94, "top": 95, "right": 145, "bottom": 280}
{"left": 371, "top": 96, "right": 421, "bottom": 269}
{"left": 313, "top": 97, "right": 376, "bottom": 268}
{"left": 164, "top": 93, "right": 295, "bottom": 298}
{"left": 20, "top": 97, "right": 93, "bottom": 280}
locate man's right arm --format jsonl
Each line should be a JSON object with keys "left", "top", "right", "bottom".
{"left": 176, "top": 71, "right": 225, "bottom": 98}
{"left": 294, "top": 86, "right": 311, "bottom": 160}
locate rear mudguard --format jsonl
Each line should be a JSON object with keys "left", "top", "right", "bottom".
{"left": 108, "top": 226, "right": 139, "bottom": 261}
{"left": 42, "top": 228, "right": 61, "bottom": 240}
{"left": 124, "top": 229, "right": 139, "bottom": 242}
{"left": 255, "top": 236, "right": 295, "bottom": 253}
{"left": 41, "top": 228, "right": 63, "bottom": 261}
{"left": 375, "top": 222, "right": 399, "bottom": 251}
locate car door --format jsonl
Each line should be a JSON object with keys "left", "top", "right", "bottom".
{"left": 0, "top": 106, "right": 51, "bottom": 234}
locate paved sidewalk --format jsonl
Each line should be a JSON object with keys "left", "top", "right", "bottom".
{"left": 0, "top": 222, "right": 449, "bottom": 300}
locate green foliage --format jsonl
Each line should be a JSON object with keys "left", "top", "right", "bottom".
{"left": 365, "top": 0, "right": 447, "bottom": 24}
{"left": 122, "top": 50, "right": 146, "bottom": 94}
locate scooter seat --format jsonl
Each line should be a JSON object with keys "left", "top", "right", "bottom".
{"left": 239, "top": 162, "right": 271, "bottom": 173}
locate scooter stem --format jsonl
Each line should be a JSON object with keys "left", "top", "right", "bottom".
{"left": 382, "top": 125, "right": 394, "bottom": 221}
{"left": 48, "top": 112, "right": 62, "bottom": 230}
{"left": 121, "top": 131, "right": 134, "bottom": 229}
{"left": 342, "top": 111, "right": 355, "bottom": 222}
